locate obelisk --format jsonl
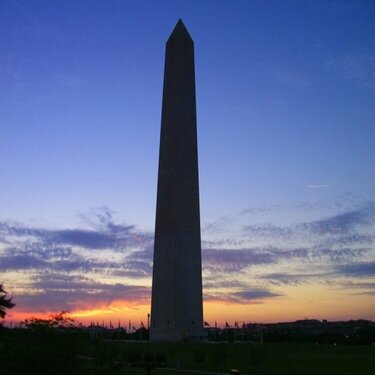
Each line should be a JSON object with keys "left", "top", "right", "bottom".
{"left": 150, "top": 19, "right": 204, "bottom": 341}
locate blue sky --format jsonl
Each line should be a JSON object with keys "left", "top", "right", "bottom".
{"left": 1, "top": 0, "right": 374, "bottom": 323}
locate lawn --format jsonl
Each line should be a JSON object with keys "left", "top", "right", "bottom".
{"left": 1, "top": 329, "right": 374, "bottom": 375}
{"left": 132, "top": 341, "right": 375, "bottom": 375}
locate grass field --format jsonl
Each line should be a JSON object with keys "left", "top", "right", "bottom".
{"left": 1, "top": 329, "right": 374, "bottom": 375}
{"left": 124, "top": 341, "right": 375, "bottom": 375}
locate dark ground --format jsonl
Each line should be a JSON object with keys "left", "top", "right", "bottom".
{"left": 1, "top": 328, "right": 374, "bottom": 375}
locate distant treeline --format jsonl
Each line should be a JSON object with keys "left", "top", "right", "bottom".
{"left": 205, "top": 319, "right": 375, "bottom": 345}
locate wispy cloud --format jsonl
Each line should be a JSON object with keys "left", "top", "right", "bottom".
{"left": 1, "top": 201, "right": 374, "bottom": 315}
{"left": 202, "top": 246, "right": 369, "bottom": 276}
{"left": 15, "top": 272, "right": 151, "bottom": 312}
{"left": 308, "top": 184, "right": 329, "bottom": 189}
{"left": 203, "top": 248, "right": 277, "bottom": 273}
{"left": 0, "top": 208, "right": 154, "bottom": 314}
{"left": 259, "top": 272, "right": 331, "bottom": 285}
{"left": 242, "top": 224, "right": 293, "bottom": 240}
{"left": 336, "top": 261, "right": 375, "bottom": 277}
{"left": 204, "top": 288, "right": 283, "bottom": 304}
{"left": 0, "top": 209, "right": 152, "bottom": 251}
{"left": 300, "top": 202, "right": 375, "bottom": 235}
{"left": 203, "top": 279, "right": 249, "bottom": 290}
{"left": 334, "top": 280, "right": 375, "bottom": 297}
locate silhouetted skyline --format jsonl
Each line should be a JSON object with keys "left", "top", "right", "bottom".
{"left": 1, "top": 1, "right": 374, "bottom": 324}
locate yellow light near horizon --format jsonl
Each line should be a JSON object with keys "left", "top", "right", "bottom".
{"left": 5, "top": 280, "right": 375, "bottom": 325}
{"left": 70, "top": 301, "right": 151, "bottom": 325}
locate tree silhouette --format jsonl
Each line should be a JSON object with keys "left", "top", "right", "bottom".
{"left": 21, "top": 311, "right": 82, "bottom": 330}
{"left": 0, "top": 284, "right": 15, "bottom": 319}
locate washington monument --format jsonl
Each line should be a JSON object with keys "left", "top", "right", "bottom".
{"left": 150, "top": 19, "right": 204, "bottom": 341}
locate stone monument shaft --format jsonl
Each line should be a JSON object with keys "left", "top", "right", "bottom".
{"left": 150, "top": 19, "right": 204, "bottom": 341}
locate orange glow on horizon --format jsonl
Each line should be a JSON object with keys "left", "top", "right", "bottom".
{"left": 5, "top": 292, "right": 375, "bottom": 327}
{"left": 4, "top": 281, "right": 375, "bottom": 326}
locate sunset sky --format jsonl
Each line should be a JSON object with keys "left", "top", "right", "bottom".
{"left": 1, "top": 0, "right": 375, "bottom": 326}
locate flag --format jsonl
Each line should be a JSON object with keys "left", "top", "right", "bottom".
{"left": 225, "top": 322, "right": 230, "bottom": 329}
{"left": 235, "top": 321, "right": 239, "bottom": 329}
{"left": 204, "top": 321, "right": 210, "bottom": 327}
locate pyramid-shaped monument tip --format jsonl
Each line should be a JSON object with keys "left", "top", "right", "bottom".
{"left": 177, "top": 18, "right": 185, "bottom": 27}
{"left": 167, "top": 18, "right": 193, "bottom": 42}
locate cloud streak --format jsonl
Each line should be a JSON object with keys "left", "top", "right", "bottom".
{"left": 300, "top": 202, "right": 375, "bottom": 235}
{"left": 336, "top": 262, "right": 375, "bottom": 277}
{"left": 0, "top": 208, "right": 152, "bottom": 251}
{"left": 204, "top": 288, "right": 283, "bottom": 304}
{"left": 1, "top": 201, "right": 374, "bottom": 315}
{"left": 15, "top": 272, "right": 151, "bottom": 312}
